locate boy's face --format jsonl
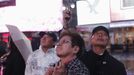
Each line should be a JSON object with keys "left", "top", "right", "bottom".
{"left": 40, "top": 34, "right": 54, "bottom": 48}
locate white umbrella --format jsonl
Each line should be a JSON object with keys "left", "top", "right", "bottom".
{"left": 6, "top": 25, "right": 33, "bottom": 62}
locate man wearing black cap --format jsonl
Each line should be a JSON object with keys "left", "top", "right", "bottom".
{"left": 25, "top": 32, "right": 60, "bottom": 75}
{"left": 79, "top": 26, "right": 127, "bottom": 75}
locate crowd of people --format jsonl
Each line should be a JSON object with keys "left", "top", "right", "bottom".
{"left": 0, "top": 26, "right": 127, "bottom": 75}
{"left": 0, "top": 9, "right": 127, "bottom": 75}
{"left": 27, "top": 26, "right": 127, "bottom": 75}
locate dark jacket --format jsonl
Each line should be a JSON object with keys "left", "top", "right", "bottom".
{"left": 79, "top": 50, "right": 127, "bottom": 75}
{"left": 3, "top": 38, "right": 25, "bottom": 75}
{"left": 3, "top": 50, "right": 25, "bottom": 75}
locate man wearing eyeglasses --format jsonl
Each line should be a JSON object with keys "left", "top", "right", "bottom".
{"left": 45, "top": 32, "right": 90, "bottom": 75}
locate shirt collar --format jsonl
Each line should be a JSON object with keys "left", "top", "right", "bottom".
{"left": 66, "top": 57, "right": 78, "bottom": 68}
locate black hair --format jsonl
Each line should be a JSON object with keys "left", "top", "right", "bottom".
{"left": 60, "top": 32, "right": 85, "bottom": 57}
{"left": 39, "top": 32, "right": 57, "bottom": 42}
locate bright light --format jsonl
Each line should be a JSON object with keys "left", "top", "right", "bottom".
{"left": 0, "top": 0, "right": 63, "bottom": 32}
{"left": 70, "top": 4, "right": 75, "bottom": 8}
{"left": 77, "top": 0, "right": 110, "bottom": 25}
{"left": 62, "top": 6, "right": 66, "bottom": 10}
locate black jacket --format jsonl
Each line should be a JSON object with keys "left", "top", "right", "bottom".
{"left": 3, "top": 38, "right": 25, "bottom": 75}
{"left": 79, "top": 50, "right": 127, "bottom": 75}
{"left": 3, "top": 50, "right": 25, "bottom": 75}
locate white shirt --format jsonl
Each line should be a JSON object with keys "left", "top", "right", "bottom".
{"left": 25, "top": 46, "right": 60, "bottom": 75}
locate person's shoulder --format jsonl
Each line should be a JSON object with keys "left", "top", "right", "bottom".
{"left": 72, "top": 58, "right": 90, "bottom": 74}
{"left": 26, "top": 49, "right": 40, "bottom": 62}
{"left": 108, "top": 55, "right": 127, "bottom": 74}
{"left": 33, "top": 49, "right": 40, "bottom": 53}
{"left": 108, "top": 55, "right": 125, "bottom": 67}
{"left": 79, "top": 50, "right": 93, "bottom": 58}
{"left": 82, "top": 50, "right": 90, "bottom": 56}
{"left": 78, "top": 50, "right": 91, "bottom": 62}
{"left": 49, "top": 48, "right": 55, "bottom": 52}
{"left": 28, "top": 49, "right": 40, "bottom": 57}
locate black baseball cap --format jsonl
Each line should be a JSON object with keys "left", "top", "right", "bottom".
{"left": 39, "top": 32, "right": 57, "bottom": 42}
{"left": 92, "top": 26, "right": 110, "bottom": 37}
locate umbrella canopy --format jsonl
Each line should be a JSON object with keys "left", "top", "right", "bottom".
{"left": 6, "top": 25, "right": 33, "bottom": 62}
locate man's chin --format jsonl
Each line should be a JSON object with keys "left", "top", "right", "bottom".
{"left": 57, "top": 54, "right": 63, "bottom": 57}
{"left": 57, "top": 54, "right": 68, "bottom": 58}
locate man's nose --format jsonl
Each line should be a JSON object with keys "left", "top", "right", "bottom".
{"left": 56, "top": 42, "right": 61, "bottom": 46}
{"left": 98, "top": 33, "right": 103, "bottom": 37}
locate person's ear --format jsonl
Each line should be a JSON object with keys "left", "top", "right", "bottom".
{"left": 90, "top": 35, "right": 94, "bottom": 42}
{"left": 91, "top": 35, "right": 95, "bottom": 39}
{"left": 73, "top": 46, "right": 79, "bottom": 54}
{"left": 107, "top": 38, "right": 110, "bottom": 45}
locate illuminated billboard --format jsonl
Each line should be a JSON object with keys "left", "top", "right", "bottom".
{"left": 0, "top": 0, "right": 63, "bottom": 32}
{"left": 76, "top": 0, "right": 110, "bottom": 25}
{"left": 111, "top": 0, "right": 134, "bottom": 21}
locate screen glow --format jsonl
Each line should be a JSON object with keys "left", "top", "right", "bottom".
{"left": 77, "top": 0, "right": 110, "bottom": 25}
{"left": 0, "top": 0, "right": 63, "bottom": 32}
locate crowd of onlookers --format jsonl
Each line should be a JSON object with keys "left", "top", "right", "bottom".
{"left": 0, "top": 25, "right": 131, "bottom": 75}
{"left": 0, "top": 9, "right": 133, "bottom": 75}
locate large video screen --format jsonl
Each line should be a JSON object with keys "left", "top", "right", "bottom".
{"left": 111, "top": 0, "right": 134, "bottom": 21}
{"left": 76, "top": 0, "right": 110, "bottom": 26}
{"left": 0, "top": 0, "right": 63, "bottom": 32}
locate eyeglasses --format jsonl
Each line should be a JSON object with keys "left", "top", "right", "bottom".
{"left": 56, "top": 40, "right": 72, "bottom": 46}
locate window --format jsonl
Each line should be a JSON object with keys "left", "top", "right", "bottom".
{"left": 121, "top": 0, "right": 134, "bottom": 9}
